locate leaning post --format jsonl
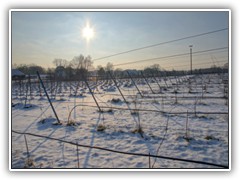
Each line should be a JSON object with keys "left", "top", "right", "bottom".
{"left": 140, "top": 71, "right": 155, "bottom": 94}
{"left": 84, "top": 78, "right": 102, "bottom": 112}
{"left": 108, "top": 71, "right": 128, "bottom": 105}
{"left": 151, "top": 72, "right": 162, "bottom": 93}
{"left": 126, "top": 71, "right": 143, "bottom": 98}
{"left": 37, "top": 71, "right": 61, "bottom": 124}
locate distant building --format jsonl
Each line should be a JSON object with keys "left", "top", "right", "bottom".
{"left": 88, "top": 70, "right": 97, "bottom": 81}
{"left": 55, "top": 66, "right": 66, "bottom": 79}
{"left": 26, "top": 74, "right": 51, "bottom": 82}
{"left": 12, "top": 69, "right": 25, "bottom": 80}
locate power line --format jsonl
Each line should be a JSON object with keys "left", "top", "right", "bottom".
{"left": 113, "top": 46, "right": 228, "bottom": 67}
{"left": 160, "top": 56, "right": 228, "bottom": 67}
{"left": 92, "top": 28, "right": 228, "bottom": 62}
{"left": 160, "top": 55, "right": 228, "bottom": 67}
{"left": 163, "top": 60, "right": 227, "bottom": 69}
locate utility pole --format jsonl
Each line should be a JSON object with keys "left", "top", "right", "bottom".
{"left": 189, "top": 45, "right": 193, "bottom": 74}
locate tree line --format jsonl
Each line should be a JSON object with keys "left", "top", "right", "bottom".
{"left": 13, "top": 54, "right": 228, "bottom": 81}
{"left": 13, "top": 54, "right": 115, "bottom": 81}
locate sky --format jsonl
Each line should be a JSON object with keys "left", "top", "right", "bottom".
{"left": 11, "top": 10, "right": 229, "bottom": 70}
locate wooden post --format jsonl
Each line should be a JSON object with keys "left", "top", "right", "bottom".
{"left": 126, "top": 71, "right": 143, "bottom": 97}
{"left": 175, "top": 76, "right": 179, "bottom": 90}
{"left": 141, "top": 71, "right": 155, "bottom": 94}
{"left": 76, "top": 141, "right": 80, "bottom": 168}
{"left": 19, "top": 79, "right": 23, "bottom": 103}
{"left": 189, "top": 45, "right": 193, "bottom": 75}
{"left": 37, "top": 71, "right": 61, "bottom": 124}
{"left": 151, "top": 72, "right": 162, "bottom": 93}
{"left": 84, "top": 79, "right": 102, "bottom": 112}
{"left": 162, "top": 96, "right": 164, "bottom": 111}
{"left": 108, "top": 72, "right": 128, "bottom": 104}
{"left": 149, "top": 152, "right": 151, "bottom": 168}
{"left": 175, "top": 90, "right": 178, "bottom": 104}
{"left": 24, "top": 79, "right": 29, "bottom": 107}
{"left": 24, "top": 135, "right": 30, "bottom": 160}
{"left": 194, "top": 97, "right": 197, "bottom": 117}
{"left": 28, "top": 74, "right": 32, "bottom": 99}
{"left": 159, "top": 71, "right": 168, "bottom": 88}
{"left": 186, "top": 111, "right": 189, "bottom": 138}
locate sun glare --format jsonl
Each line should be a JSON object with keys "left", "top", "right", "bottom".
{"left": 82, "top": 22, "right": 94, "bottom": 42}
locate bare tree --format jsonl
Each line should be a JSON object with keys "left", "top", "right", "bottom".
{"left": 223, "top": 62, "right": 228, "bottom": 70}
{"left": 84, "top": 55, "right": 93, "bottom": 71}
{"left": 97, "top": 65, "right": 105, "bottom": 79}
{"left": 151, "top": 64, "right": 161, "bottom": 72}
{"left": 62, "top": 59, "right": 69, "bottom": 68}
{"left": 105, "top": 62, "right": 114, "bottom": 72}
{"left": 71, "top": 55, "right": 85, "bottom": 69}
{"left": 53, "top": 58, "right": 69, "bottom": 67}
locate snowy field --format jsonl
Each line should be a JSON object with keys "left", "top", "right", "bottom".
{"left": 11, "top": 73, "right": 229, "bottom": 169}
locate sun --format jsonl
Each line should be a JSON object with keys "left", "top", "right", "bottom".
{"left": 82, "top": 22, "right": 94, "bottom": 42}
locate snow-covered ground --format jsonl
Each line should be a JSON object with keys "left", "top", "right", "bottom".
{"left": 11, "top": 73, "right": 229, "bottom": 169}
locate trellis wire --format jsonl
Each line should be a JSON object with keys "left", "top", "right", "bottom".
{"left": 67, "top": 103, "right": 228, "bottom": 115}
{"left": 12, "top": 130, "right": 228, "bottom": 169}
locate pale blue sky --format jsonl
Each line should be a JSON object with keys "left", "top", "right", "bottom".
{"left": 11, "top": 10, "right": 229, "bottom": 70}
